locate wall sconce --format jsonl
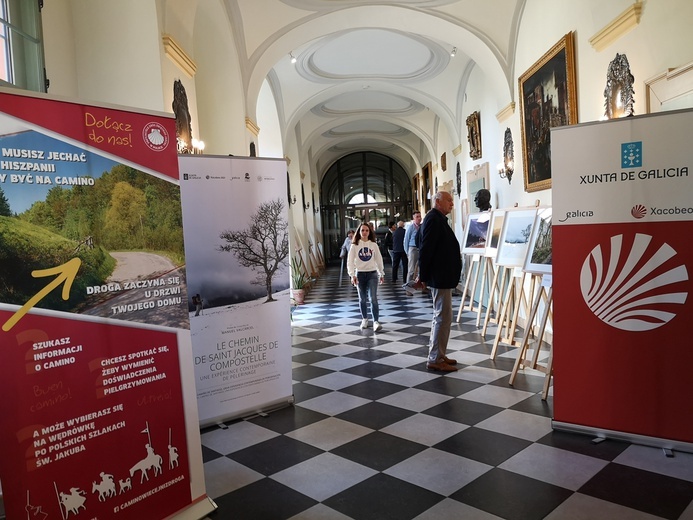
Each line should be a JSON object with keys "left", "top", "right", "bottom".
{"left": 304, "top": 201, "right": 311, "bottom": 211}
{"left": 191, "top": 138, "right": 205, "bottom": 155}
{"left": 289, "top": 195, "right": 297, "bottom": 205}
{"left": 497, "top": 127, "right": 514, "bottom": 184}
{"left": 289, "top": 52, "right": 297, "bottom": 64}
{"left": 313, "top": 206, "right": 320, "bottom": 214}
{"left": 450, "top": 47, "right": 457, "bottom": 57}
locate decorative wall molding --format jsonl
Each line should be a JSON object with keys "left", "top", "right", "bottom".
{"left": 645, "top": 61, "right": 693, "bottom": 113}
{"left": 452, "top": 144, "right": 462, "bottom": 156}
{"left": 300, "top": 171, "right": 306, "bottom": 180}
{"left": 495, "top": 101, "right": 515, "bottom": 122}
{"left": 589, "top": 2, "right": 642, "bottom": 52}
{"left": 285, "top": 156, "right": 291, "bottom": 166}
{"left": 245, "top": 117, "right": 260, "bottom": 136}
{"left": 162, "top": 34, "right": 197, "bottom": 78}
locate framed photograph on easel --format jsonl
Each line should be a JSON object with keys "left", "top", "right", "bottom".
{"left": 495, "top": 207, "right": 537, "bottom": 267}
{"left": 484, "top": 209, "right": 506, "bottom": 259}
{"left": 523, "top": 207, "right": 553, "bottom": 275}
{"left": 461, "top": 212, "right": 491, "bottom": 255}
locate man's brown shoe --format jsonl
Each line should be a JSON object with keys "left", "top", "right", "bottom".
{"left": 443, "top": 356, "right": 457, "bottom": 365}
{"left": 426, "top": 362, "right": 458, "bottom": 372}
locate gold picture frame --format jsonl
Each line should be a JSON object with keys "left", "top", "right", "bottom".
{"left": 519, "top": 32, "right": 577, "bottom": 192}
{"left": 466, "top": 111, "right": 482, "bottom": 159}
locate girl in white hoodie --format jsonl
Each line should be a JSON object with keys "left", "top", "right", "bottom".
{"left": 347, "top": 222, "right": 385, "bottom": 331}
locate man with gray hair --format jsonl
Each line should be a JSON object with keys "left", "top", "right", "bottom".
{"left": 418, "top": 191, "right": 461, "bottom": 372}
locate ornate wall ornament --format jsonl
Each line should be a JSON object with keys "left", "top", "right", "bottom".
{"left": 456, "top": 162, "right": 462, "bottom": 197}
{"left": 172, "top": 79, "right": 193, "bottom": 153}
{"left": 501, "top": 127, "right": 514, "bottom": 184}
{"left": 604, "top": 53, "right": 635, "bottom": 119}
{"left": 466, "top": 111, "right": 482, "bottom": 159}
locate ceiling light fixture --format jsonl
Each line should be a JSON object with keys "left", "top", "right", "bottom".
{"left": 450, "top": 47, "right": 457, "bottom": 57}
{"left": 289, "top": 52, "right": 297, "bottom": 64}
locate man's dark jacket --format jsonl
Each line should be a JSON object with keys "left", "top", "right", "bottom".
{"left": 419, "top": 208, "right": 461, "bottom": 288}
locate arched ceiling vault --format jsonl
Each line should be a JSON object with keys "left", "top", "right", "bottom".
{"left": 222, "top": 1, "right": 525, "bottom": 182}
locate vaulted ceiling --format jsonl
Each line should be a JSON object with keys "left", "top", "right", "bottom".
{"left": 225, "top": 0, "right": 525, "bottom": 179}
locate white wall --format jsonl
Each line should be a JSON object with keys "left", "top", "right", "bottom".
{"left": 192, "top": 1, "right": 247, "bottom": 156}
{"left": 459, "top": 0, "right": 693, "bottom": 212}
{"left": 257, "top": 79, "right": 284, "bottom": 158}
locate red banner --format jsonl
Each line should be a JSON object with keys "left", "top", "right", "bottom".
{"left": 0, "top": 90, "right": 179, "bottom": 180}
{"left": 0, "top": 88, "right": 211, "bottom": 518}
{"left": 0, "top": 312, "right": 191, "bottom": 519}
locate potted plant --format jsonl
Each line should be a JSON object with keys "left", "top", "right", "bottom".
{"left": 291, "top": 255, "right": 308, "bottom": 304}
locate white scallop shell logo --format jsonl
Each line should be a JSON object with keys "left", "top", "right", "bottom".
{"left": 142, "top": 122, "right": 169, "bottom": 152}
{"left": 580, "top": 233, "right": 688, "bottom": 331}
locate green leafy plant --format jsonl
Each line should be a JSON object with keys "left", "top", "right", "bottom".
{"left": 291, "top": 255, "right": 308, "bottom": 289}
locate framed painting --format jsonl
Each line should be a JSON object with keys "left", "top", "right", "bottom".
{"left": 495, "top": 207, "right": 537, "bottom": 267}
{"left": 484, "top": 208, "right": 505, "bottom": 259}
{"left": 461, "top": 211, "right": 491, "bottom": 255}
{"left": 519, "top": 32, "right": 577, "bottom": 192}
{"left": 523, "top": 207, "right": 553, "bottom": 275}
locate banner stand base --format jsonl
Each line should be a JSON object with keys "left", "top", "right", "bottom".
{"left": 169, "top": 495, "right": 217, "bottom": 520}
{"left": 552, "top": 420, "right": 693, "bottom": 455}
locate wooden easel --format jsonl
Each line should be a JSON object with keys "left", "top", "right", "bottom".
{"left": 480, "top": 261, "right": 508, "bottom": 336}
{"left": 473, "top": 256, "right": 497, "bottom": 327}
{"left": 456, "top": 254, "right": 482, "bottom": 321}
{"left": 509, "top": 275, "right": 553, "bottom": 400}
{"left": 489, "top": 267, "right": 531, "bottom": 359}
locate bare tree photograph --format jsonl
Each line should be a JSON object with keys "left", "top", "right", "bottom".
{"left": 218, "top": 198, "right": 289, "bottom": 303}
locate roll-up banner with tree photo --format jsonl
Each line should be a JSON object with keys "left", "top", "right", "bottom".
{"left": 0, "top": 88, "right": 214, "bottom": 519}
{"left": 552, "top": 109, "right": 693, "bottom": 449}
{"left": 178, "top": 155, "right": 292, "bottom": 426}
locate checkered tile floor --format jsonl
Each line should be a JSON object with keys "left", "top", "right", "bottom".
{"left": 200, "top": 265, "right": 693, "bottom": 520}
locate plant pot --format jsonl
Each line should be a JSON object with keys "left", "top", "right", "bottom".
{"left": 292, "top": 288, "right": 305, "bottom": 305}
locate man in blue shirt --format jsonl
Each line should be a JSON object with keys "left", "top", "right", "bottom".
{"left": 403, "top": 210, "right": 422, "bottom": 286}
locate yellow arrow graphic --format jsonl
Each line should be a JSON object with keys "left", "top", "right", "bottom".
{"left": 2, "top": 257, "right": 82, "bottom": 332}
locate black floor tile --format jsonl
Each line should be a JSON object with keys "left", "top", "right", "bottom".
{"left": 579, "top": 463, "right": 693, "bottom": 519}
{"left": 331, "top": 431, "right": 427, "bottom": 471}
{"left": 536, "top": 430, "right": 630, "bottom": 460}
{"left": 228, "top": 435, "right": 324, "bottom": 475}
{"left": 423, "top": 397, "right": 504, "bottom": 425}
{"left": 201, "top": 444, "right": 222, "bottom": 463}
{"left": 291, "top": 381, "right": 332, "bottom": 402}
{"left": 323, "top": 473, "right": 443, "bottom": 520}
{"left": 211, "top": 478, "right": 316, "bottom": 520}
{"left": 291, "top": 364, "right": 332, "bottom": 381}
{"left": 340, "top": 379, "right": 407, "bottom": 400}
{"left": 336, "top": 401, "right": 416, "bottom": 430}
{"left": 414, "top": 375, "right": 482, "bottom": 397}
{"left": 342, "top": 362, "right": 402, "bottom": 378}
{"left": 434, "top": 427, "right": 532, "bottom": 466}
{"left": 246, "top": 403, "right": 328, "bottom": 434}
{"left": 451, "top": 468, "right": 573, "bottom": 520}
{"left": 509, "top": 392, "right": 553, "bottom": 417}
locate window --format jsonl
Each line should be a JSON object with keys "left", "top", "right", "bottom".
{"left": 0, "top": 0, "right": 46, "bottom": 92}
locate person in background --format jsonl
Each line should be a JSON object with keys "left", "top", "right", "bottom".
{"left": 418, "top": 191, "right": 461, "bottom": 372}
{"left": 403, "top": 211, "right": 422, "bottom": 286}
{"left": 340, "top": 230, "right": 354, "bottom": 259}
{"left": 192, "top": 293, "right": 203, "bottom": 316}
{"left": 347, "top": 222, "right": 385, "bottom": 331}
{"left": 391, "top": 220, "right": 408, "bottom": 283}
{"left": 384, "top": 221, "right": 395, "bottom": 263}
